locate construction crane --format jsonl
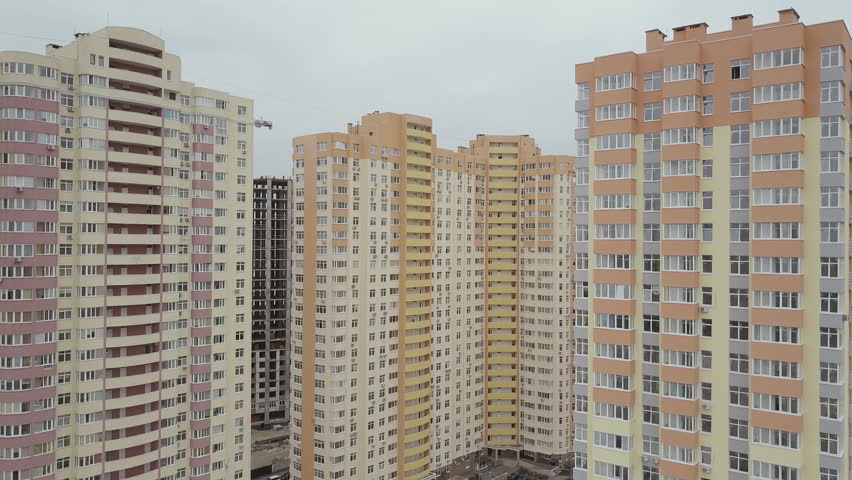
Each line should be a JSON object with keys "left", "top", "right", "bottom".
{"left": 254, "top": 118, "right": 273, "bottom": 130}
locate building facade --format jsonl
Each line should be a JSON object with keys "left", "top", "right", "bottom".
{"left": 289, "top": 112, "right": 574, "bottom": 480}
{"left": 252, "top": 176, "right": 292, "bottom": 426}
{"left": 0, "top": 27, "right": 253, "bottom": 480}
{"left": 573, "top": 9, "right": 851, "bottom": 480}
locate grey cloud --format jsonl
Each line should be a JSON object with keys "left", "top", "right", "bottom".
{"left": 4, "top": 0, "right": 849, "bottom": 177}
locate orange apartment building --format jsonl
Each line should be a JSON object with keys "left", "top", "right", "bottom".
{"left": 573, "top": 9, "right": 851, "bottom": 480}
{"left": 289, "top": 112, "right": 575, "bottom": 480}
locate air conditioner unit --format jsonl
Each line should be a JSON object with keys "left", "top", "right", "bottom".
{"left": 183, "top": 143, "right": 190, "bottom": 148}
{"left": 66, "top": 234, "right": 73, "bottom": 240}
{"left": 46, "top": 145, "right": 56, "bottom": 151}
{"left": 701, "top": 466, "right": 710, "bottom": 473}
{"left": 700, "top": 305, "right": 710, "bottom": 312}
{"left": 67, "top": 107, "right": 74, "bottom": 112}
{"left": 241, "top": 150, "right": 247, "bottom": 155}
{"left": 67, "top": 85, "right": 74, "bottom": 91}
{"left": 15, "top": 186, "right": 23, "bottom": 192}
{"left": 64, "top": 128, "right": 71, "bottom": 134}
{"left": 702, "top": 402, "right": 711, "bottom": 410}
{"left": 14, "top": 257, "right": 22, "bottom": 263}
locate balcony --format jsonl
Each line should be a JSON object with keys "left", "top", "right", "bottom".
{"left": 108, "top": 150, "right": 162, "bottom": 167}
{"left": 106, "top": 253, "right": 162, "bottom": 265}
{"left": 108, "top": 46, "right": 163, "bottom": 70}
{"left": 109, "top": 108, "right": 162, "bottom": 128}
{"left": 109, "top": 130, "right": 162, "bottom": 147}
{"left": 109, "top": 192, "right": 162, "bottom": 206}
{"left": 107, "top": 170, "right": 160, "bottom": 185}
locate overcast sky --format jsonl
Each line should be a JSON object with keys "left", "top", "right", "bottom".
{"left": 4, "top": 0, "right": 850, "bottom": 177}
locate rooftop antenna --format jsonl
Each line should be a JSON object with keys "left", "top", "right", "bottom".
{"left": 254, "top": 117, "right": 273, "bottom": 130}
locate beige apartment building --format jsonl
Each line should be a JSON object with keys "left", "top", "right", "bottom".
{"left": 0, "top": 28, "right": 253, "bottom": 480}
{"left": 573, "top": 9, "right": 851, "bottom": 480}
{"left": 289, "top": 112, "right": 574, "bottom": 480}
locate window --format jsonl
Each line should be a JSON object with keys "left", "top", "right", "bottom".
{"left": 700, "top": 191, "right": 712, "bottom": 210}
{"left": 644, "top": 405, "right": 659, "bottom": 425}
{"left": 702, "top": 128, "right": 713, "bottom": 146}
{"left": 663, "top": 223, "right": 696, "bottom": 240}
{"left": 820, "top": 397, "right": 839, "bottom": 419}
{"left": 821, "top": 362, "right": 840, "bottom": 384}
{"left": 730, "top": 321, "right": 748, "bottom": 340}
{"left": 702, "top": 63, "right": 714, "bottom": 83}
{"left": 754, "top": 82, "right": 802, "bottom": 103}
{"left": 753, "top": 392, "right": 800, "bottom": 414}
{"left": 821, "top": 222, "right": 841, "bottom": 243}
{"left": 702, "top": 96, "right": 713, "bottom": 115}
{"left": 730, "top": 59, "right": 751, "bottom": 79}
{"left": 663, "top": 159, "right": 696, "bottom": 177}
{"left": 821, "top": 186, "right": 842, "bottom": 207}
{"left": 730, "top": 223, "right": 749, "bottom": 242}
{"left": 730, "top": 386, "right": 749, "bottom": 407}
{"left": 820, "top": 327, "right": 840, "bottom": 348}
{"left": 730, "top": 256, "right": 749, "bottom": 275}
{"left": 663, "top": 95, "right": 697, "bottom": 113}
{"left": 821, "top": 151, "right": 841, "bottom": 173}
{"left": 729, "top": 418, "right": 748, "bottom": 439}
{"left": 730, "top": 190, "right": 749, "bottom": 210}
{"left": 643, "top": 284, "right": 660, "bottom": 303}
{"left": 644, "top": 71, "right": 661, "bottom": 91}
{"left": 701, "top": 255, "right": 712, "bottom": 274}
{"left": 701, "top": 159, "right": 712, "bottom": 178}
{"left": 664, "top": 63, "right": 697, "bottom": 82}
{"left": 820, "top": 468, "right": 839, "bottom": 480}
{"left": 754, "top": 117, "right": 801, "bottom": 137}
{"left": 643, "top": 132, "right": 661, "bottom": 152}
{"left": 820, "top": 257, "right": 840, "bottom": 278}
{"left": 701, "top": 319, "right": 712, "bottom": 338}
{"left": 821, "top": 45, "right": 843, "bottom": 68}
{"left": 820, "top": 432, "right": 839, "bottom": 455}
{"left": 753, "top": 187, "right": 801, "bottom": 206}
{"left": 577, "top": 110, "right": 589, "bottom": 128}
{"left": 754, "top": 47, "right": 802, "bottom": 70}
{"left": 753, "top": 257, "right": 800, "bottom": 275}
{"left": 730, "top": 353, "right": 748, "bottom": 373}
{"left": 596, "top": 133, "right": 633, "bottom": 150}
{"left": 754, "top": 290, "right": 801, "bottom": 310}
{"left": 821, "top": 116, "right": 841, "bottom": 138}
{"left": 821, "top": 81, "right": 842, "bottom": 103}
{"left": 820, "top": 292, "right": 840, "bottom": 313}
{"left": 643, "top": 254, "right": 659, "bottom": 272}
{"left": 754, "top": 152, "right": 800, "bottom": 172}
{"left": 644, "top": 223, "right": 659, "bottom": 242}
{"left": 596, "top": 73, "right": 634, "bottom": 92}
{"left": 730, "top": 289, "right": 748, "bottom": 308}
{"left": 701, "top": 223, "right": 712, "bottom": 242}
{"left": 644, "top": 102, "right": 661, "bottom": 121}
{"left": 664, "top": 127, "right": 698, "bottom": 145}
{"left": 730, "top": 91, "right": 750, "bottom": 112}
{"left": 643, "top": 345, "right": 659, "bottom": 364}
{"left": 644, "top": 163, "right": 660, "bottom": 181}
{"left": 595, "top": 103, "right": 635, "bottom": 121}
{"left": 643, "top": 315, "right": 659, "bottom": 333}
{"left": 730, "top": 125, "right": 750, "bottom": 145}
{"left": 731, "top": 157, "right": 749, "bottom": 178}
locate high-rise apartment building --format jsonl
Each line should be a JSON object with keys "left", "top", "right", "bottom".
{"left": 252, "top": 176, "right": 292, "bottom": 426}
{"left": 573, "top": 9, "right": 851, "bottom": 480}
{"left": 0, "top": 27, "right": 253, "bottom": 480}
{"left": 289, "top": 112, "right": 574, "bottom": 480}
